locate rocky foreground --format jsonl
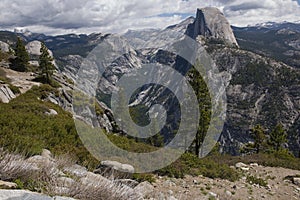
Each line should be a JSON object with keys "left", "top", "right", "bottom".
{"left": 148, "top": 164, "right": 300, "bottom": 200}
{"left": 1, "top": 149, "right": 300, "bottom": 200}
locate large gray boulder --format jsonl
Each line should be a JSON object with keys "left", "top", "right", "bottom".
{"left": 100, "top": 160, "right": 135, "bottom": 173}
{"left": 63, "top": 164, "right": 88, "bottom": 178}
{"left": 94, "top": 160, "right": 135, "bottom": 179}
{"left": 134, "top": 181, "right": 154, "bottom": 198}
{"left": 25, "top": 41, "right": 53, "bottom": 57}
{"left": 293, "top": 177, "right": 300, "bottom": 186}
{"left": 187, "top": 7, "right": 239, "bottom": 46}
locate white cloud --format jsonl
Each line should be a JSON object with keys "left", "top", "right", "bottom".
{"left": 0, "top": 0, "right": 299, "bottom": 35}
{"left": 223, "top": 0, "right": 300, "bottom": 26}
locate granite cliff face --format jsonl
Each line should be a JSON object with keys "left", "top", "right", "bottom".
{"left": 209, "top": 47, "right": 300, "bottom": 155}
{"left": 186, "top": 7, "right": 239, "bottom": 47}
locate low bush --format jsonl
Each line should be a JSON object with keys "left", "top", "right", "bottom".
{"left": 0, "top": 85, "right": 98, "bottom": 169}
{"left": 157, "top": 153, "right": 239, "bottom": 181}
{"left": 33, "top": 76, "right": 61, "bottom": 88}
{"left": 8, "top": 83, "right": 20, "bottom": 94}
{"left": 207, "top": 151, "right": 300, "bottom": 171}
{"left": 132, "top": 173, "right": 155, "bottom": 183}
{"left": 246, "top": 175, "right": 268, "bottom": 187}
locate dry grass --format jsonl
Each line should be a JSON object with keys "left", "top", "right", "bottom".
{"left": 0, "top": 149, "right": 141, "bottom": 200}
{"left": 0, "top": 150, "right": 35, "bottom": 181}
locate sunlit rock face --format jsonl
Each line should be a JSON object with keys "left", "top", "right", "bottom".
{"left": 187, "top": 7, "right": 239, "bottom": 47}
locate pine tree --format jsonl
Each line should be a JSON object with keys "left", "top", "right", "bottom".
{"left": 269, "top": 123, "right": 287, "bottom": 151}
{"left": 251, "top": 125, "right": 266, "bottom": 154}
{"left": 12, "top": 37, "right": 29, "bottom": 72}
{"left": 39, "top": 42, "right": 55, "bottom": 84}
{"left": 187, "top": 65, "right": 211, "bottom": 156}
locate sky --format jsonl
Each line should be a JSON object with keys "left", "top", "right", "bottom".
{"left": 0, "top": 0, "right": 300, "bottom": 35}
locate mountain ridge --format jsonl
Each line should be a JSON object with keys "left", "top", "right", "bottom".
{"left": 0, "top": 7, "right": 299, "bottom": 156}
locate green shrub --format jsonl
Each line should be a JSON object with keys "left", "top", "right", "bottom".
{"left": 107, "top": 134, "right": 157, "bottom": 153}
{"left": 14, "top": 178, "right": 24, "bottom": 189}
{"left": 206, "top": 151, "right": 300, "bottom": 171}
{"left": 0, "top": 85, "right": 98, "bottom": 169}
{"left": 132, "top": 173, "right": 155, "bottom": 183}
{"left": 157, "top": 153, "right": 239, "bottom": 181}
{"left": 33, "top": 76, "right": 61, "bottom": 88}
{"left": 246, "top": 175, "right": 268, "bottom": 187}
{"left": 8, "top": 84, "right": 21, "bottom": 94}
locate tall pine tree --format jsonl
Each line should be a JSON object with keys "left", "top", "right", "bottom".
{"left": 269, "top": 123, "right": 287, "bottom": 151}
{"left": 251, "top": 125, "right": 266, "bottom": 154}
{"left": 187, "top": 64, "right": 212, "bottom": 156}
{"left": 39, "top": 42, "right": 55, "bottom": 84}
{"left": 12, "top": 37, "right": 29, "bottom": 72}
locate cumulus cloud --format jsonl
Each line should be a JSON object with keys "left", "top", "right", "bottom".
{"left": 0, "top": 0, "right": 299, "bottom": 35}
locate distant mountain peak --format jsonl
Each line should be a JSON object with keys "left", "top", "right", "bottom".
{"left": 14, "top": 28, "right": 33, "bottom": 37}
{"left": 235, "top": 21, "right": 300, "bottom": 33}
{"left": 186, "top": 7, "right": 239, "bottom": 47}
{"left": 166, "top": 16, "right": 195, "bottom": 33}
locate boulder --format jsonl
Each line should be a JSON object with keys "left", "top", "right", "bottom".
{"left": 208, "top": 192, "right": 218, "bottom": 198}
{"left": 94, "top": 160, "right": 135, "bottom": 178}
{"left": 134, "top": 181, "right": 154, "bottom": 198}
{"left": 0, "top": 190, "right": 76, "bottom": 200}
{"left": 63, "top": 164, "right": 88, "bottom": 178}
{"left": 29, "top": 60, "right": 40, "bottom": 66}
{"left": 0, "top": 41, "right": 10, "bottom": 53}
{"left": 0, "top": 181, "right": 17, "bottom": 189}
{"left": 225, "top": 190, "right": 232, "bottom": 197}
{"left": 27, "top": 155, "right": 53, "bottom": 165}
{"left": 25, "top": 41, "right": 53, "bottom": 57}
{"left": 57, "top": 177, "right": 75, "bottom": 188}
{"left": 250, "top": 163, "right": 259, "bottom": 167}
{"left": 240, "top": 167, "right": 250, "bottom": 171}
{"left": 80, "top": 172, "right": 110, "bottom": 186}
{"left": 0, "top": 85, "right": 16, "bottom": 103}
{"left": 293, "top": 177, "right": 300, "bottom": 186}
{"left": 167, "top": 196, "right": 178, "bottom": 200}
{"left": 235, "top": 162, "right": 248, "bottom": 169}
{"left": 45, "top": 109, "right": 58, "bottom": 116}
{"left": 41, "top": 149, "right": 52, "bottom": 159}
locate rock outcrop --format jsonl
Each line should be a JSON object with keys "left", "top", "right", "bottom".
{"left": 94, "top": 160, "right": 135, "bottom": 179}
{"left": 186, "top": 7, "right": 239, "bottom": 47}
{"left": 0, "top": 181, "right": 17, "bottom": 189}
{"left": 25, "top": 40, "right": 53, "bottom": 57}
{"left": 0, "top": 84, "right": 16, "bottom": 103}
{"left": 0, "top": 41, "right": 10, "bottom": 53}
